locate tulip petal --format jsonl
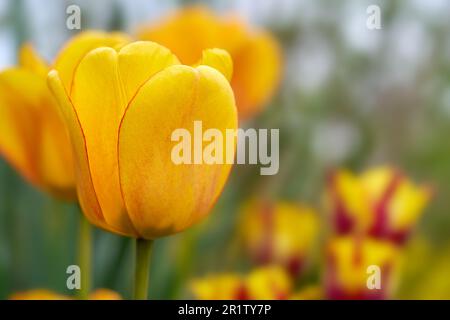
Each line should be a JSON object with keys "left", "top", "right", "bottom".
{"left": 48, "top": 70, "right": 112, "bottom": 230}
{"left": 196, "top": 48, "right": 233, "bottom": 82}
{"left": 54, "top": 31, "right": 130, "bottom": 91}
{"left": 0, "top": 68, "right": 74, "bottom": 197}
{"left": 117, "top": 41, "right": 180, "bottom": 102}
{"left": 246, "top": 266, "right": 292, "bottom": 300}
{"left": 326, "top": 236, "right": 398, "bottom": 297}
{"left": 231, "top": 31, "right": 282, "bottom": 120}
{"left": 388, "top": 180, "right": 431, "bottom": 231}
{"left": 118, "top": 65, "right": 237, "bottom": 239}
{"left": 138, "top": 7, "right": 224, "bottom": 65}
{"left": 19, "top": 44, "right": 49, "bottom": 77}
{"left": 69, "top": 47, "right": 139, "bottom": 234}
{"left": 137, "top": 7, "right": 281, "bottom": 121}
{"left": 191, "top": 274, "right": 243, "bottom": 300}
{"left": 330, "top": 170, "right": 373, "bottom": 231}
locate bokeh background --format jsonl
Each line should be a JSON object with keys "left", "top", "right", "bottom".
{"left": 1, "top": 0, "right": 450, "bottom": 299}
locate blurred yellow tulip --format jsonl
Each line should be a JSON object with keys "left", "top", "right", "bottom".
{"left": 88, "top": 288, "right": 122, "bottom": 300}
{"left": 240, "top": 199, "right": 319, "bottom": 276}
{"left": 191, "top": 274, "right": 245, "bottom": 300}
{"left": 0, "top": 45, "right": 74, "bottom": 199}
{"left": 325, "top": 236, "right": 399, "bottom": 299}
{"left": 0, "top": 31, "right": 129, "bottom": 200}
{"left": 289, "top": 285, "right": 323, "bottom": 300}
{"left": 326, "top": 166, "right": 432, "bottom": 244}
{"left": 9, "top": 288, "right": 122, "bottom": 300}
{"left": 48, "top": 41, "right": 237, "bottom": 239}
{"left": 9, "top": 289, "right": 69, "bottom": 300}
{"left": 191, "top": 266, "right": 291, "bottom": 300}
{"left": 245, "top": 266, "right": 292, "bottom": 300}
{"left": 137, "top": 6, "right": 282, "bottom": 121}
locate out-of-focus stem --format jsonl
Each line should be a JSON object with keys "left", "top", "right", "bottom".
{"left": 77, "top": 214, "right": 92, "bottom": 300}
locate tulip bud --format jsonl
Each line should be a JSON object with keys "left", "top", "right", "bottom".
{"left": 48, "top": 41, "right": 237, "bottom": 239}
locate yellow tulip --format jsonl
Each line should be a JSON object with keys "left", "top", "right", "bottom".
{"left": 0, "top": 45, "right": 74, "bottom": 199}
{"left": 191, "top": 266, "right": 292, "bottom": 300}
{"left": 191, "top": 274, "right": 245, "bottom": 300}
{"left": 325, "top": 236, "right": 399, "bottom": 299}
{"left": 0, "top": 31, "right": 129, "bottom": 199}
{"left": 9, "top": 288, "right": 122, "bottom": 300}
{"left": 88, "top": 288, "right": 122, "bottom": 300}
{"left": 245, "top": 266, "right": 292, "bottom": 300}
{"left": 240, "top": 199, "right": 318, "bottom": 276}
{"left": 48, "top": 41, "right": 237, "bottom": 239}
{"left": 137, "top": 6, "right": 282, "bottom": 120}
{"left": 326, "top": 166, "right": 432, "bottom": 244}
{"left": 9, "top": 289, "right": 69, "bottom": 300}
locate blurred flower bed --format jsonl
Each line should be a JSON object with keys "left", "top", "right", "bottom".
{"left": 0, "top": 0, "right": 449, "bottom": 300}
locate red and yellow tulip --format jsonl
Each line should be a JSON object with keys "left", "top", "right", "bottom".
{"left": 324, "top": 236, "right": 399, "bottom": 300}
{"left": 191, "top": 266, "right": 292, "bottom": 300}
{"left": 191, "top": 274, "right": 245, "bottom": 300}
{"left": 326, "top": 166, "right": 431, "bottom": 244}
{"left": 240, "top": 199, "right": 319, "bottom": 276}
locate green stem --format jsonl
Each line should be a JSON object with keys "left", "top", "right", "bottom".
{"left": 77, "top": 214, "right": 92, "bottom": 300}
{"left": 134, "top": 239, "right": 154, "bottom": 300}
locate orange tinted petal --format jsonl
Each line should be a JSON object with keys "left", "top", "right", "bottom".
{"left": 117, "top": 41, "right": 180, "bottom": 102}
{"left": 0, "top": 68, "right": 74, "bottom": 198}
{"left": 69, "top": 47, "right": 133, "bottom": 234}
{"left": 67, "top": 42, "right": 180, "bottom": 235}
{"left": 37, "top": 92, "right": 75, "bottom": 199}
{"left": 53, "top": 31, "right": 130, "bottom": 91}
{"left": 118, "top": 65, "right": 237, "bottom": 239}
{"left": 196, "top": 48, "right": 233, "bottom": 82}
{"left": 231, "top": 31, "right": 282, "bottom": 120}
{"left": 138, "top": 7, "right": 228, "bottom": 65}
{"left": 19, "top": 43, "right": 49, "bottom": 77}
{"left": 137, "top": 7, "right": 281, "bottom": 120}
{"left": 48, "top": 70, "right": 110, "bottom": 231}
